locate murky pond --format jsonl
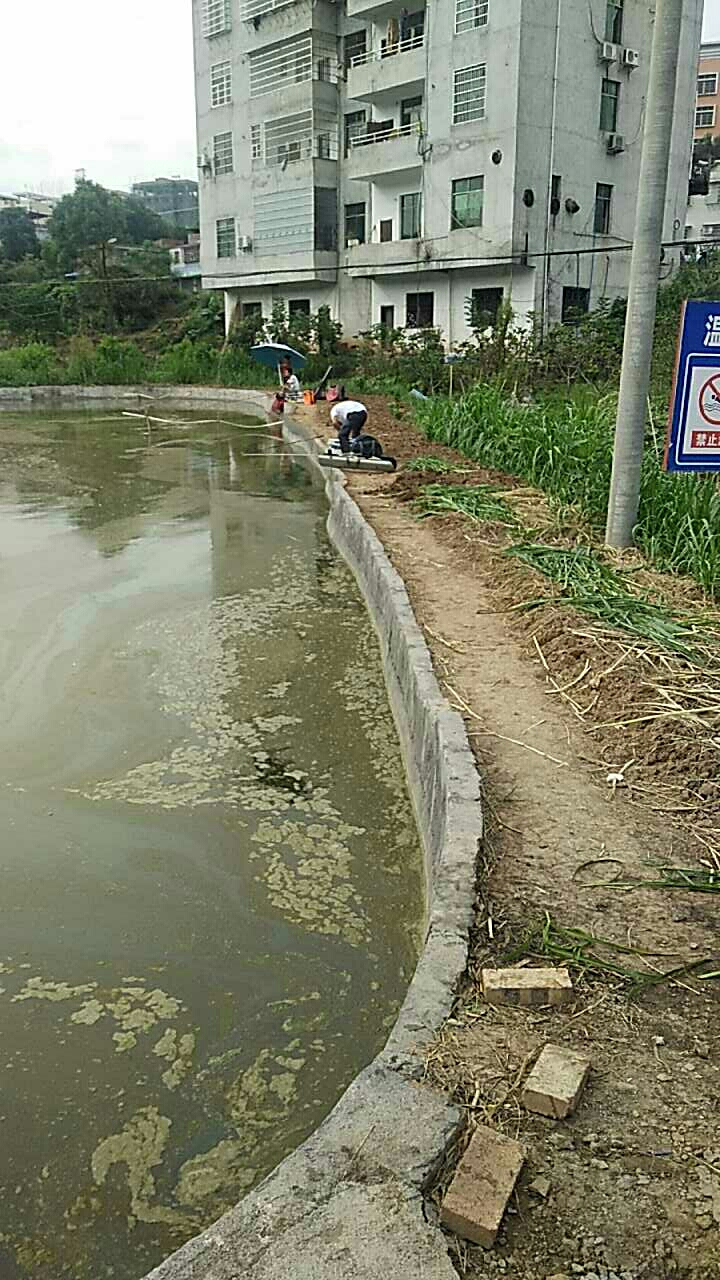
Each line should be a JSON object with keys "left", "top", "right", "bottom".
{"left": 0, "top": 405, "right": 424, "bottom": 1280}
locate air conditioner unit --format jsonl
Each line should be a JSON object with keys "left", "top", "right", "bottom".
{"left": 238, "top": 235, "right": 253, "bottom": 251}
{"left": 599, "top": 41, "right": 618, "bottom": 62}
{"left": 198, "top": 151, "right": 213, "bottom": 174}
{"left": 623, "top": 47, "right": 640, "bottom": 68}
{"left": 346, "top": 238, "right": 360, "bottom": 248}
{"left": 606, "top": 132, "right": 625, "bottom": 155}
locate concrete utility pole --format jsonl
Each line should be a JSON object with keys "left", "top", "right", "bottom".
{"left": 605, "top": 0, "right": 684, "bottom": 547}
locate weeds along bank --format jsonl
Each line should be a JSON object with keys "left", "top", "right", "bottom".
{"left": 414, "top": 384, "right": 720, "bottom": 596}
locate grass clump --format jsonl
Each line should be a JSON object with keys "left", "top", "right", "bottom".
{"left": 416, "top": 382, "right": 720, "bottom": 596}
{"left": 507, "top": 543, "right": 716, "bottom": 665}
{"left": 506, "top": 913, "right": 715, "bottom": 993}
{"left": 415, "top": 482, "right": 519, "bottom": 527}
{"left": 404, "top": 455, "right": 465, "bottom": 474}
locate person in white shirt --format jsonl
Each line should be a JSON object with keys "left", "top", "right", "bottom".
{"left": 329, "top": 397, "right": 368, "bottom": 453}
{"left": 283, "top": 371, "right": 301, "bottom": 400}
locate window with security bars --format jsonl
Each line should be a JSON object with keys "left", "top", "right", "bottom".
{"left": 345, "top": 202, "right": 366, "bottom": 245}
{"left": 455, "top": 0, "right": 488, "bottom": 34}
{"left": 211, "top": 61, "right": 232, "bottom": 107}
{"left": 203, "top": 0, "right": 231, "bottom": 38}
{"left": 405, "top": 292, "right": 434, "bottom": 327}
{"left": 698, "top": 74, "right": 718, "bottom": 97}
{"left": 451, "top": 175, "right": 484, "bottom": 229}
{"left": 216, "top": 218, "right": 236, "bottom": 258}
{"left": 600, "top": 78, "right": 620, "bottom": 132}
{"left": 605, "top": 0, "right": 623, "bottom": 44}
{"left": 594, "top": 183, "right": 613, "bottom": 235}
{"left": 470, "top": 288, "right": 503, "bottom": 328}
{"left": 400, "top": 193, "right": 422, "bottom": 239}
{"left": 696, "top": 106, "right": 716, "bottom": 129}
{"left": 453, "top": 64, "right": 486, "bottom": 125}
{"left": 251, "top": 125, "right": 263, "bottom": 160}
{"left": 249, "top": 35, "right": 314, "bottom": 98}
{"left": 214, "top": 131, "right": 234, "bottom": 174}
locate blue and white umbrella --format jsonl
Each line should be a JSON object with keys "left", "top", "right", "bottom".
{"left": 250, "top": 343, "right": 307, "bottom": 373}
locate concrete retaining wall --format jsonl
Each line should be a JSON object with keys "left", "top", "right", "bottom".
{"left": 0, "top": 386, "right": 482, "bottom": 1278}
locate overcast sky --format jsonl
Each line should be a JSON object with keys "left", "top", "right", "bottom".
{"left": 1, "top": 0, "right": 719, "bottom": 197}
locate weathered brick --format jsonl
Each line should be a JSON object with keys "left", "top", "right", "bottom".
{"left": 440, "top": 1123, "right": 526, "bottom": 1248}
{"left": 481, "top": 967, "right": 574, "bottom": 1008}
{"left": 522, "top": 1043, "right": 591, "bottom": 1119}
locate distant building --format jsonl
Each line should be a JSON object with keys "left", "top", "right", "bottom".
{"left": 696, "top": 43, "right": 720, "bottom": 140}
{"left": 131, "top": 178, "right": 200, "bottom": 231}
{"left": 0, "top": 191, "right": 58, "bottom": 241}
{"left": 170, "top": 232, "right": 202, "bottom": 288}
{"left": 686, "top": 160, "right": 720, "bottom": 251}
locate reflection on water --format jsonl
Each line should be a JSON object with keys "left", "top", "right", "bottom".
{"left": 0, "top": 408, "right": 423, "bottom": 1280}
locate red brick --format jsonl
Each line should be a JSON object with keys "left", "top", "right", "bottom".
{"left": 441, "top": 1123, "right": 526, "bottom": 1248}
{"left": 482, "top": 967, "right": 573, "bottom": 1008}
{"left": 522, "top": 1044, "right": 591, "bottom": 1119}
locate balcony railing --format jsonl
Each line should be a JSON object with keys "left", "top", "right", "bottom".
{"left": 349, "top": 33, "right": 424, "bottom": 68}
{"left": 349, "top": 120, "right": 421, "bottom": 148}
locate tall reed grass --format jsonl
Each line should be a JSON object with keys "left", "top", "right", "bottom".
{"left": 416, "top": 383, "right": 720, "bottom": 595}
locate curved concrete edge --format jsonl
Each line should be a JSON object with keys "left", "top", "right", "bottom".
{"left": 0, "top": 385, "right": 482, "bottom": 1278}
{"left": 0, "top": 384, "right": 273, "bottom": 409}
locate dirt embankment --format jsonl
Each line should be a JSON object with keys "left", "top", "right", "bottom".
{"left": 309, "top": 397, "right": 720, "bottom": 1280}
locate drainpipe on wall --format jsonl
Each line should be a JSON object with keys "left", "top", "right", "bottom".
{"left": 541, "top": 0, "right": 562, "bottom": 337}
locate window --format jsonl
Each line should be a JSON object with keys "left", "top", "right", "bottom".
{"left": 696, "top": 106, "right": 716, "bottom": 129}
{"left": 605, "top": 0, "right": 623, "bottom": 44}
{"left": 562, "top": 286, "right": 590, "bottom": 323}
{"left": 471, "top": 287, "right": 503, "bottom": 327}
{"left": 451, "top": 175, "right": 484, "bottom": 229}
{"left": 288, "top": 299, "right": 311, "bottom": 316}
{"left": 600, "top": 79, "right": 620, "bottom": 133}
{"left": 698, "top": 73, "right": 718, "bottom": 97}
{"left": 401, "top": 96, "right": 423, "bottom": 129}
{"left": 314, "top": 187, "right": 337, "bottom": 251}
{"left": 203, "top": 0, "right": 231, "bottom": 37}
{"left": 344, "top": 109, "right": 366, "bottom": 155}
{"left": 251, "top": 125, "right": 263, "bottom": 161}
{"left": 380, "top": 219, "right": 393, "bottom": 242}
{"left": 213, "top": 131, "right": 234, "bottom": 174}
{"left": 216, "top": 217, "right": 236, "bottom": 258}
{"left": 380, "top": 305, "right": 395, "bottom": 329}
{"left": 406, "top": 292, "right": 434, "bottom": 328}
{"left": 317, "top": 56, "right": 332, "bottom": 81}
{"left": 454, "top": 64, "right": 486, "bottom": 125}
{"left": 550, "top": 173, "right": 562, "bottom": 216}
{"left": 455, "top": 0, "right": 488, "bottom": 33}
{"left": 211, "top": 61, "right": 232, "bottom": 107}
{"left": 345, "top": 202, "right": 366, "bottom": 245}
{"left": 344, "top": 30, "right": 367, "bottom": 68}
{"left": 594, "top": 182, "right": 613, "bottom": 235}
{"left": 242, "top": 302, "right": 262, "bottom": 317}
{"left": 400, "top": 192, "right": 422, "bottom": 239}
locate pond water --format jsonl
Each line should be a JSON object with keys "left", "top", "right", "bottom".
{"left": 0, "top": 406, "right": 424, "bottom": 1280}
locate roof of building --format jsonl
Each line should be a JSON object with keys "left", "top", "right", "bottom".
{"left": 700, "top": 41, "right": 720, "bottom": 60}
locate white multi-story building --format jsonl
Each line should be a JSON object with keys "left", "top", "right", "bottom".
{"left": 192, "top": 0, "right": 702, "bottom": 342}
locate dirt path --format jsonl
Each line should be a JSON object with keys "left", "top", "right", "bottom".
{"left": 307, "top": 400, "right": 720, "bottom": 1280}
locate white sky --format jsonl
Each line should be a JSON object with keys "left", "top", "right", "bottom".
{"left": 0, "top": 0, "right": 719, "bottom": 197}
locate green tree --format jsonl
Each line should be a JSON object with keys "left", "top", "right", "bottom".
{"left": 48, "top": 179, "right": 166, "bottom": 268}
{"left": 0, "top": 208, "right": 40, "bottom": 262}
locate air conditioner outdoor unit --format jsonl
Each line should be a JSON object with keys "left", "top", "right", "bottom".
{"left": 606, "top": 132, "right": 625, "bottom": 154}
{"left": 623, "top": 47, "right": 640, "bottom": 68}
{"left": 238, "top": 235, "right": 253, "bottom": 251}
{"left": 599, "top": 41, "right": 618, "bottom": 62}
{"left": 346, "top": 238, "right": 360, "bottom": 248}
{"left": 198, "top": 151, "right": 213, "bottom": 174}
